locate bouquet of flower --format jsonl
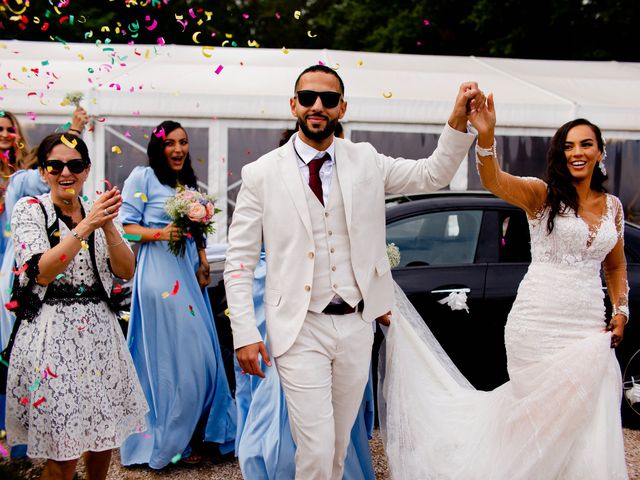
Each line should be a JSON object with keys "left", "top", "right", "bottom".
{"left": 62, "top": 91, "right": 84, "bottom": 107}
{"left": 164, "top": 186, "right": 220, "bottom": 257}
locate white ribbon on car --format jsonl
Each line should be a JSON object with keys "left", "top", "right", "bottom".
{"left": 625, "top": 377, "right": 640, "bottom": 405}
{"left": 437, "top": 291, "right": 470, "bottom": 313}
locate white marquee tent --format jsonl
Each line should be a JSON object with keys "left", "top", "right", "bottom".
{"left": 2, "top": 40, "right": 640, "bottom": 237}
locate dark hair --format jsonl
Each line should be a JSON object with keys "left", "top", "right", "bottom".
{"left": 147, "top": 120, "right": 197, "bottom": 188}
{"left": 37, "top": 132, "right": 90, "bottom": 169}
{"left": 544, "top": 118, "right": 607, "bottom": 234}
{"left": 294, "top": 65, "right": 345, "bottom": 95}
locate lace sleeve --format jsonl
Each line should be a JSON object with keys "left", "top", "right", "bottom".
{"left": 476, "top": 145, "right": 547, "bottom": 217}
{"left": 602, "top": 196, "right": 629, "bottom": 322}
{"left": 11, "top": 197, "right": 50, "bottom": 287}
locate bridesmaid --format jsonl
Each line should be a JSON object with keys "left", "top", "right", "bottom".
{"left": 119, "top": 120, "right": 235, "bottom": 469}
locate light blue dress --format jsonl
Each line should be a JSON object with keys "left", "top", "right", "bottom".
{"left": 119, "top": 166, "right": 235, "bottom": 469}
{"left": 235, "top": 253, "right": 376, "bottom": 479}
{"left": 0, "top": 169, "right": 49, "bottom": 449}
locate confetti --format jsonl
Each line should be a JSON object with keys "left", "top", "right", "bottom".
{"left": 201, "top": 46, "right": 214, "bottom": 57}
{"left": 111, "top": 145, "right": 122, "bottom": 154}
{"left": 423, "top": 19, "right": 430, "bottom": 26}
{"left": 153, "top": 232, "right": 161, "bottom": 239}
{"left": 55, "top": 273, "right": 65, "bottom": 280}
{"left": 188, "top": 305, "right": 195, "bottom": 316}
{"left": 0, "top": 443, "right": 7, "bottom": 458}
{"left": 65, "top": 188, "right": 75, "bottom": 195}
{"left": 45, "top": 366, "right": 58, "bottom": 378}
{"left": 161, "top": 280, "right": 180, "bottom": 299}
{"left": 19, "top": 396, "right": 29, "bottom": 406}
{"left": 76, "top": 286, "right": 85, "bottom": 296}
{"left": 104, "top": 179, "right": 113, "bottom": 190}
{"left": 4, "top": 300, "right": 19, "bottom": 311}
{"left": 134, "top": 191, "right": 148, "bottom": 202}
{"left": 214, "top": 65, "right": 224, "bottom": 75}
{"left": 33, "top": 397, "right": 46, "bottom": 408}
{"left": 28, "top": 378, "right": 41, "bottom": 392}
{"left": 383, "top": 91, "right": 393, "bottom": 99}
{"left": 282, "top": 47, "right": 289, "bottom": 54}
{"left": 192, "top": 31, "right": 201, "bottom": 44}
{"left": 224, "top": 308, "right": 230, "bottom": 317}
{"left": 307, "top": 31, "right": 317, "bottom": 38}
{"left": 12, "top": 263, "right": 28, "bottom": 275}
{"left": 123, "top": 233, "right": 142, "bottom": 241}
{"left": 27, "top": 198, "right": 41, "bottom": 204}
{"left": 60, "top": 134, "right": 77, "bottom": 149}
{"left": 171, "top": 453, "right": 182, "bottom": 463}
{"left": 294, "top": 10, "right": 301, "bottom": 19}
{"left": 60, "top": 254, "right": 67, "bottom": 262}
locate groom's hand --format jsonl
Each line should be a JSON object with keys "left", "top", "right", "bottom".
{"left": 236, "top": 341, "right": 272, "bottom": 378}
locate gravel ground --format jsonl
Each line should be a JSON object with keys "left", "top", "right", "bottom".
{"left": 2, "top": 428, "right": 639, "bottom": 479}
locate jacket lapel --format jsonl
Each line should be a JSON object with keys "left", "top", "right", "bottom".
{"left": 277, "top": 143, "right": 313, "bottom": 240}
{"left": 334, "top": 139, "right": 353, "bottom": 228}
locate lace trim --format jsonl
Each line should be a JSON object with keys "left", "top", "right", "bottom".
{"left": 24, "top": 253, "right": 43, "bottom": 282}
{"left": 44, "top": 283, "right": 107, "bottom": 304}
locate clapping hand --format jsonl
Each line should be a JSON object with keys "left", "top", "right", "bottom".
{"left": 85, "top": 187, "right": 122, "bottom": 231}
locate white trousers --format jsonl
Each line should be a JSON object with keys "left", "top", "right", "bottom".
{"left": 276, "top": 310, "right": 374, "bottom": 480}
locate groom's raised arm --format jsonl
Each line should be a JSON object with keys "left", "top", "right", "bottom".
{"left": 379, "top": 82, "right": 481, "bottom": 194}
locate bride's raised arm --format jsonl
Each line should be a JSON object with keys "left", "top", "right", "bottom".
{"left": 469, "top": 94, "right": 547, "bottom": 217}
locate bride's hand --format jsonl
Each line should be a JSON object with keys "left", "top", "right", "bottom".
{"left": 606, "top": 314, "right": 625, "bottom": 348}
{"left": 468, "top": 93, "right": 496, "bottom": 138}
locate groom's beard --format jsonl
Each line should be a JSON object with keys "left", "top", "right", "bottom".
{"left": 298, "top": 114, "right": 339, "bottom": 142}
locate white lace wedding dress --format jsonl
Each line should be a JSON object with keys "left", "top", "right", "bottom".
{"left": 379, "top": 194, "right": 628, "bottom": 479}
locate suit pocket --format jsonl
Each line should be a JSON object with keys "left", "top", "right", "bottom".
{"left": 264, "top": 288, "right": 282, "bottom": 307}
{"left": 375, "top": 255, "right": 391, "bottom": 276}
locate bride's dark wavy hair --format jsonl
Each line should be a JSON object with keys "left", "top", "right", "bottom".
{"left": 544, "top": 118, "right": 607, "bottom": 234}
{"left": 147, "top": 120, "right": 197, "bottom": 188}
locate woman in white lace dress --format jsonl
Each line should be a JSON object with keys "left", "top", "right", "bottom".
{"left": 380, "top": 96, "right": 629, "bottom": 479}
{"left": 5, "top": 133, "right": 148, "bottom": 480}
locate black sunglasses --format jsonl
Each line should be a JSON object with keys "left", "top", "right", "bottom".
{"left": 0, "top": 126, "right": 16, "bottom": 134}
{"left": 44, "top": 159, "right": 88, "bottom": 175}
{"left": 296, "top": 90, "right": 342, "bottom": 108}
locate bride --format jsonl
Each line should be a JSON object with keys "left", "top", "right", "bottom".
{"left": 379, "top": 94, "right": 629, "bottom": 479}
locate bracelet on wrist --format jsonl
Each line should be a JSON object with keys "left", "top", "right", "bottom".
{"left": 475, "top": 142, "right": 497, "bottom": 157}
{"left": 68, "top": 128, "right": 82, "bottom": 135}
{"left": 613, "top": 305, "right": 630, "bottom": 324}
{"left": 71, "top": 229, "right": 88, "bottom": 242}
{"left": 106, "top": 236, "right": 125, "bottom": 247}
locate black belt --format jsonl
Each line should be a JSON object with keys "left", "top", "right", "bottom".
{"left": 322, "top": 300, "right": 364, "bottom": 315}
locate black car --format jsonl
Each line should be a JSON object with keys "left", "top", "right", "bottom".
{"left": 384, "top": 191, "right": 640, "bottom": 426}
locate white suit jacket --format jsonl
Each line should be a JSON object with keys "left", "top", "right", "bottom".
{"left": 224, "top": 124, "right": 475, "bottom": 357}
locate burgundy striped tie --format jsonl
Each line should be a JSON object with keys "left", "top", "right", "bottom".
{"left": 308, "top": 153, "right": 329, "bottom": 206}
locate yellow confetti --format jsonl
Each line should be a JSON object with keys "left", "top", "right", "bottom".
{"left": 162, "top": 292, "right": 170, "bottom": 299}
{"left": 201, "top": 46, "right": 214, "bottom": 57}
{"left": 282, "top": 47, "right": 289, "bottom": 54}
{"left": 294, "top": 10, "right": 301, "bottom": 19}
{"left": 120, "top": 313, "right": 130, "bottom": 321}
{"left": 307, "top": 30, "right": 317, "bottom": 38}
{"left": 225, "top": 33, "right": 233, "bottom": 39}
{"left": 247, "top": 39, "right": 260, "bottom": 47}
{"left": 192, "top": 31, "right": 201, "bottom": 44}
{"left": 357, "top": 59, "right": 364, "bottom": 67}
{"left": 60, "top": 134, "right": 78, "bottom": 149}
{"left": 204, "top": 11, "right": 213, "bottom": 21}
{"left": 65, "top": 188, "right": 76, "bottom": 195}
{"left": 134, "top": 192, "right": 148, "bottom": 202}
{"left": 111, "top": 145, "right": 122, "bottom": 154}
{"left": 80, "top": 240, "right": 89, "bottom": 250}
{"left": 383, "top": 91, "right": 393, "bottom": 99}
{"left": 77, "top": 53, "right": 85, "bottom": 60}
{"left": 175, "top": 13, "right": 184, "bottom": 20}
{"left": 221, "top": 40, "right": 230, "bottom": 47}
{"left": 224, "top": 308, "right": 230, "bottom": 317}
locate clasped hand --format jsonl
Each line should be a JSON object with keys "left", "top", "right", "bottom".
{"left": 84, "top": 187, "right": 122, "bottom": 231}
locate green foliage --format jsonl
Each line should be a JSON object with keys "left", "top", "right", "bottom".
{"left": 0, "top": 0, "right": 638, "bottom": 60}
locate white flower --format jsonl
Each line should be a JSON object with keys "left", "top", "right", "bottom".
{"left": 386, "top": 243, "right": 401, "bottom": 269}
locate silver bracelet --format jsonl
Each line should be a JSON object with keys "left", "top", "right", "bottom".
{"left": 613, "top": 305, "right": 630, "bottom": 324}
{"left": 106, "top": 236, "right": 125, "bottom": 247}
{"left": 475, "top": 142, "right": 497, "bottom": 157}
{"left": 71, "top": 229, "right": 88, "bottom": 243}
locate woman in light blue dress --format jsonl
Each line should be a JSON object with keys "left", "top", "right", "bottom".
{"left": 235, "top": 252, "right": 376, "bottom": 480}
{"left": 119, "top": 121, "right": 235, "bottom": 469}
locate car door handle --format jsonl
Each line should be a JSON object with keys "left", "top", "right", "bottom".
{"left": 430, "top": 287, "right": 471, "bottom": 294}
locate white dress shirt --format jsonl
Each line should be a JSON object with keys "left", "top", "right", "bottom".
{"left": 293, "top": 133, "right": 335, "bottom": 206}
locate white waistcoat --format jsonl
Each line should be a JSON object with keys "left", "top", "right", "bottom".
{"left": 305, "top": 170, "right": 362, "bottom": 312}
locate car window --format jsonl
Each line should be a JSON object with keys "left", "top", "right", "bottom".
{"left": 386, "top": 210, "right": 482, "bottom": 267}
{"left": 499, "top": 211, "right": 532, "bottom": 263}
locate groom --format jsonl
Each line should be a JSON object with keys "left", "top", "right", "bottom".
{"left": 224, "top": 65, "right": 480, "bottom": 479}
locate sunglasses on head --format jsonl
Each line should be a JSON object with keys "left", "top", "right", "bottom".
{"left": 44, "top": 159, "right": 88, "bottom": 175}
{"left": 0, "top": 126, "right": 16, "bottom": 134}
{"left": 295, "top": 90, "right": 342, "bottom": 108}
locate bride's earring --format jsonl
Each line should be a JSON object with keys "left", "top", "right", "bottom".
{"left": 598, "top": 147, "right": 607, "bottom": 175}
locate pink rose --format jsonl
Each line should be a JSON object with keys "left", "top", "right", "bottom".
{"left": 187, "top": 203, "right": 207, "bottom": 222}
{"left": 206, "top": 202, "right": 215, "bottom": 218}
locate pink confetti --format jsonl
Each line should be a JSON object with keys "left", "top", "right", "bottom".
{"left": 242, "top": 13, "right": 250, "bottom": 19}
{"left": 214, "top": 64, "right": 224, "bottom": 75}
{"left": 157, "top": 37, "right": 166, "bottom": 46}
{"left": 12, "top": 263, "right": 28, "bottom": 275}
{"left": 26, "top": 111, "right": 37, "bottom": 120}
{"left": 145, "top": 16, "right": 158, "bottom": 31}
{"left": 0, "top": 443, "right": 8, "bottom": 457}
{"left": 423, "top": 19, "right": 430, "bottom": 26}
{"left": 19, "top": 396, "right": 29, "bottom": 405}
{"left": 109, "top": 83, "right": 121, "bottom": 91}
{"left": 5, "top": 300, "right": 19, "bottom": 311}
